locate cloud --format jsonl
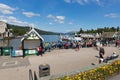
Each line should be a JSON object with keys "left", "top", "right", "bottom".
{"left": 104, "top": 13, "right": 119, "bottom": 18}
{"left": 0, "top": 15, "right": 34, "bottom": 26}
{"left": 94, "top": 0, "right": 104, "bottom": 7}
{"left": 64, "top": 0, "right": 89, "bottom": 5}
{"left": 64, "top": 0, "right": 71, "bottom": 3}
{"left": 0, "top": 3, "right": 16, "bottom": 14}
{"left": 22, "top": 12, "right": 40, "bottom": 17}
{"left": 64, "top": 0, "right": 104, "bottom": 6}
{"left": 48, "top": 22, "right": 53, "bottom": 25}
{"left": 56, "top": 16, "right": 65, "bottom": 23}
{"left": 76, "top": 0, "right": 89, "bottom": 5}
{"left": 68, "top": 22, "right": 73, "bottom": 24}
{"left": 47, "top": 14, "right": 55, "bottom": 19}
{"left": 47, "top": 14, "right": 65, "bottom": 24}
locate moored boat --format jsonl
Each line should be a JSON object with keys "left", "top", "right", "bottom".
{"left": 73, "top": 33, "right": 82, "bottom": 41}
{"left": 59, "top": 35, "right": 72, "bottom": 42}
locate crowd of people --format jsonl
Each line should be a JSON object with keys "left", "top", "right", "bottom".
{"left": 35, "top": 38, "right": 119, "bottom": 64}
{"left": 37, "top": 38, "right": 117, "bottom": 56}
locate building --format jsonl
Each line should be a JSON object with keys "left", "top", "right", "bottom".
{"left": 0, "top": 21, "right": 13, "bottom": 38}
{"left": 116, "top": 31, "right": 120, "bottom": 39}
{"left": 0, "top": 21, "right": 7, "bottom": 38}
{"left": 21, "top": 27, "right": 44, "bottom": 49}
{"left": 21, "top": 27, "right": 44, "bottom": 55}
{"left": 101, "top": 32, "right": 117, "bottom": 39}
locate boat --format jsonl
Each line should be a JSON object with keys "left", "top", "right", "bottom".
{"left": 72, "top": 33, "right": 82, "bottom": 41}
{"left": 59, "top": 33, "right": 82, "bottom": 42}
{"left": 59, "top": 35, "right": 72, "bottom": 42}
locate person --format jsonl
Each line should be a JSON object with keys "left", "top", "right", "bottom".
{"left": 37, "top": 46, "right": 43, "bottom": 56}
{"left": 99, "top": 46, "right": 105, "bottom": 63}
{"left": 111, "top": 52, "right": 119, "bottom": 59}
{"left": 76, "top": 42, "right": 80, "bottom": 50}
{"left": 103, "top": 52, "right": 119, "bottom": 63}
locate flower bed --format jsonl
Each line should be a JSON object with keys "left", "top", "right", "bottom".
{"left": 55, "top": 60, "right": 120, "bottom": 80}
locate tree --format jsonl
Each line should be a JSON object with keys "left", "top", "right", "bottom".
{"left": 79, "top": 28, "right": 84, "bottom": 33}
{"left": 117, "top": 26, "right": 119, "bottom": 32}
{"left": 110, "top": 27, "right": 116, "bottom": 32}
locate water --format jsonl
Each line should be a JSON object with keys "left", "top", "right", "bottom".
{"left": 0, "top": 35, "right": 59, "bottom": 50}
{"left": 41, "top": 35, "right": 59, "bottom": 42}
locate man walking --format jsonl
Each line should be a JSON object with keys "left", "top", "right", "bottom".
{"left": 99, "top": 46, "right": 105, "bottom": 63}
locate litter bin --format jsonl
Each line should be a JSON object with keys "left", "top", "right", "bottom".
{"left": 2, "top": 46, "right": 13, "bottom": 56}
{"left": 39, "top": 64, "right": 50, "bottom": 77}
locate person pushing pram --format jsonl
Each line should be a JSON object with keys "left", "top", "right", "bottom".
{"left": 99, "top": 45, "right": 105, "bottom": 63}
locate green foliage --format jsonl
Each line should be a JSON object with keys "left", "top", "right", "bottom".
{"left": 7, "top": 24, "right": 29, "bottom": 36}
{"left": 78, "top": 27, "right": 118, "bottom": 34}
{"left": 7, "top": 24, "right": 58, "bottom": 36}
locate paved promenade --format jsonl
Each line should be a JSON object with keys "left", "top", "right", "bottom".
{"left": 0, "top": 46, "right": 119, "bottom": 80}
{"left": 0, "top": 56, "right": 29, "bottom": 69}
{"left": 108, "top": 74, "right": 120, "bottom": 80}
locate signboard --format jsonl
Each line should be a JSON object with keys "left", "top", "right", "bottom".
{"left": 25, "top": 49, "right": 37, "bottom": 55}
{"left": 12, "top": 50, "right": 23, "bottom": 57}
{"left": 28, "top": 50, "right": 37, "bottom": 54}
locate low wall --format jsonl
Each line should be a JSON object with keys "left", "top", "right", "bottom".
{"left": 38, "top": 58, "right": 120, "bottom": 80}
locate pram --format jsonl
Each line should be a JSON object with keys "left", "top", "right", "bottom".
{"left": 103, "top": 53, "right": 119, "bottom": 63}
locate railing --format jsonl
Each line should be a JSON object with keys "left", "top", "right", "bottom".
{"left": 29, "top": 69, "right": 38, "bottom": 80}
{"left": 29, "top": 69, "right": 33, "bottom": 80}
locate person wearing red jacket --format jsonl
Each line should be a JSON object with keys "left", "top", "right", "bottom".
{"left": 37, "top": 46, "right": 43, "bottom": 56}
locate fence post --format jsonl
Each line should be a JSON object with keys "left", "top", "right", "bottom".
{"left": 34, "top": 71, "right": 38, "bottom": 80}
{"left": 29, "top": 69, "right": 33, "bottom": 80}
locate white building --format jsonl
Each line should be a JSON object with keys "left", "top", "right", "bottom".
{"left": 0, "top": 21, "right": 7, "bottom": 37}
{"left": 0, "top": 21, "right": 13, "bottom": 38}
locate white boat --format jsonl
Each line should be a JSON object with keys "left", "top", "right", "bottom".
{"left": 59, "top": 34, "right": 82, "bottom": 42}
{"left": 72, "top": 34, "right": 82, "bottom": 41}
{"left": 59, "top": 35, "right": 72, "bottom": 42}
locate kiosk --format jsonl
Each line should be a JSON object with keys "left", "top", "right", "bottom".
{"left": 21, "top": 28, "right": 44, "bottom": 56}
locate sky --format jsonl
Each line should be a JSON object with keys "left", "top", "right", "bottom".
{"left": 0, "top": 0, "right": 120, "bottom": 33}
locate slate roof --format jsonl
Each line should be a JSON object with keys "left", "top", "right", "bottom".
{"left": 101, "top": 32, "right": 116, "bottom": 38}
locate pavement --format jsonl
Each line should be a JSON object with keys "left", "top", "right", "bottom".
{"left": 0, "top": 56, "right": 29, "bottom": 69}
{"left": 0, "top": 46, "right": 119, "bottom": 80}
{"left": 108, "top": 74, "right": 120, "bottom": 80}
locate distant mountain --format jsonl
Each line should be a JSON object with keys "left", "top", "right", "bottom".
{"left": 65, "top": 31, "right": 77, "bottom": 35}
{"left": 7, "top": 23, "right": 59, "bottom": 36}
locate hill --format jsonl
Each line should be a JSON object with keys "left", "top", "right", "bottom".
{"left": 7, "top": 24, "right": 59, "bottom": 36}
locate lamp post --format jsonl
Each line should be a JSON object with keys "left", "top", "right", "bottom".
{"left": 7, "top": 29, "right": 10, "bottom": 46}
